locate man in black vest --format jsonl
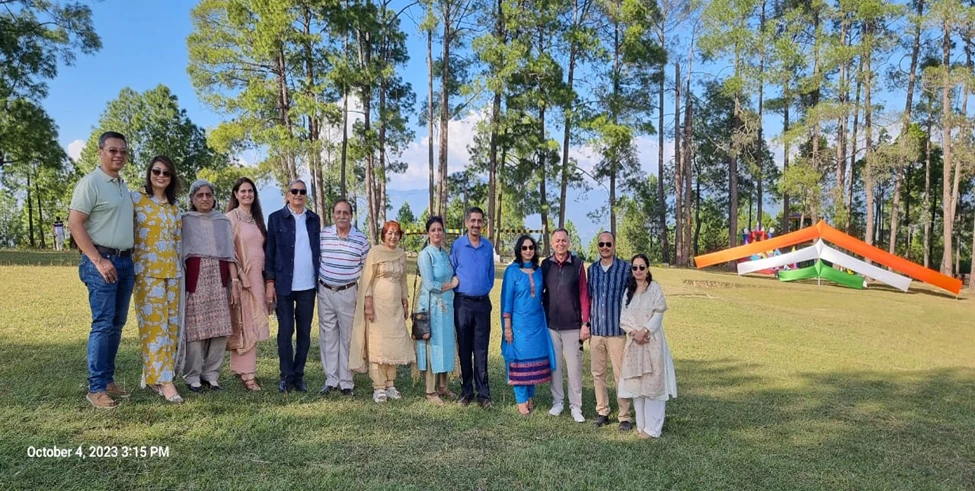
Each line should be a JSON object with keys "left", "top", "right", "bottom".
{"left": 541, "top": 228, "right": 590, "bottom": 423}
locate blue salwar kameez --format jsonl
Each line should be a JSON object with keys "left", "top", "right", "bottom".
{"left": 500, "top": 263, "right": 557, "bottom": 404}
{"left": 415, "top": 245, "right": 456, "bottom": 374}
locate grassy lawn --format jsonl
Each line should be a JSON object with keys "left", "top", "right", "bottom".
{"left": 1, "top": 249, "right": 973, "bottom": 490}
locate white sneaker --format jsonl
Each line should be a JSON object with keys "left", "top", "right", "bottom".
{"left": 571, "top": 407, "right": 585, "bottom": 423}
{"left": 385, "top": 387, "right": 402, "bottom": 400}
{"left": 549, "top": 403, "right": 564, "bottom": 416}
{"left": 373, "top": 390, "right": 388, "bottom": 403}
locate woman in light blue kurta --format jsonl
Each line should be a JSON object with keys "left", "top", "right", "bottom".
{"left": 414, "top": 216, "right": 458, "bottom": 405}
{"left": 501, "top": 234, "right": 557, "bottom": 416}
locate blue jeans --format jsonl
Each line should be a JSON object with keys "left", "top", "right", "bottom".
{"left": 513, "top": 385, "right": 536, "bottom": 404}
{"left": 79, "top": 254, "right": 135, "bottom": 392}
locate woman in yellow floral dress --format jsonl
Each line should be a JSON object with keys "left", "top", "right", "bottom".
{"left": 131, "top": 156, "right": 183, "bottom": 404}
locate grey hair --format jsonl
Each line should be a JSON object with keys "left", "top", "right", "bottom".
{"left": 287, "top": 179, "right": 306, "bottom": 190}
{"left": 98, "top": 131, "right": 126, "bottom": 149}
{"left": 188, "top": 179, "right": 216, "bottom": 211}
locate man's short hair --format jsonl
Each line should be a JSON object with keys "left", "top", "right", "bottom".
{"left": 465, "top": 206, "right": 485, "bottom": 221}
{"left": 552, "top": 227, "right": 569, "bottom": 238}
{"left": 598, "top": 231, "right": 615, "bottom": 240}
{"left": 98, "top": 131, "right": 127, "bottom": 149}
{"left": 286, "top": 179, "right": 306, "bottom": 190}
{"left": 332, "top": 198, "right": 353, "bottom": 213}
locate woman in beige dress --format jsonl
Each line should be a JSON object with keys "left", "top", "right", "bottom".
{"left": 350, "top": 220, "right": 415, "bottom": 403}
{"left": 618, "top": 253, "right": 677, "bottom": 439}
{"left": 225, "top": 177, "right": 270, "bottom": 391}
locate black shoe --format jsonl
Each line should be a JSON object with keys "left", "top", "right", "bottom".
{"left": 187, "top": 383, "right": 204, "bottom": 393}
{"left": 593, "top": 415, "right": 611, "bottom": 427}
{"left": 293, "top": 381, "right": 307, "bottom": 393}
{"left": 458, "top": 395, "right": 474, "bottom": 406}
{"left": 320, "top": 384, "right": 336, "bottom": 396}
{"left": 619, "top": 421, "right": 634, "bottom": 432}
{"left": 278, "top": 380, "right": 289, "bottom": 393}
{"left": 478, "top": 399, "right": 493, "bottom": 409}
{"left": 341, "top": 388, "right": 354, "bottom": 396}
{"left": 202, "top": 380, "right": 222, "bottom": 391}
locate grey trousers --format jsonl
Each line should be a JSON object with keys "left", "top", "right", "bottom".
{"left": 182, "top": 336, "right": 228, "bottom": 386}
{"left": 318, "top": 285, "right": 357, "bottom": 389}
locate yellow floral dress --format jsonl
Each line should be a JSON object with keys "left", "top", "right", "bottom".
{"left": 131, "top": 190, "right": 181, "bottom": 387}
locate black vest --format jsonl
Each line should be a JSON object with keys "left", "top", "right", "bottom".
{"left": 542, "top": 255, "right": 583, "bottom": 331}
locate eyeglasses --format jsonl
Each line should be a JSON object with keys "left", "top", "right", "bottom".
{"left": 631, "top": 265, "right": 647, "bottom": 271}
{"left": 195, "top": 192, "right": 213, "bottom": 199}
{"left": 151, "top": 168, "right": 172, "bottom": 177}
{"left": 289, "top": 188, "right": 307, "bottom": 196}
{"left": 104, "top": 147, "right": 127, "bottom": 155}
{"left": 598, "top": 242, "right": 613, "bottom": 248}
{"left": 521, "top": 245, "right": 535, "bottom": 251}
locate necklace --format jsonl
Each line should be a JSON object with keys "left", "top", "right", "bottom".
{"left": 234, "top": 208, "right": 255, "bottom": 224}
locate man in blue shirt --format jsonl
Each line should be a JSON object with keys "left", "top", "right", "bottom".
{"left": 449, "top": 206, "right": 495, "bottom": 407}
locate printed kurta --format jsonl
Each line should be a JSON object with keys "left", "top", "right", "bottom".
{"left": 350, "top": 247, "right": 415, "bottom": 371}
{"left": 618, "top": 282, "right": 677, "bottom": 400}
{"left": 414, "top": 245, "right": 456, "bottom": 374}
{"left": 500, "top": 264, "right": 556, "bottom": 385}
{"left": 131, "top": 190, "right": 181, "bottom": 386}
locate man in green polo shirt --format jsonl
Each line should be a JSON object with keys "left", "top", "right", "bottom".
{"left": 68, "top": 131, "right": 136, "bottom": 409}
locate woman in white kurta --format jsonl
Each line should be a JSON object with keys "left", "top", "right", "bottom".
{"left": 618, "top": 254, "right": 677, "bottom": 439}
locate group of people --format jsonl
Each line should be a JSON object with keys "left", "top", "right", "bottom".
{"left": 68, "top": 131, "right": 677, "bottom": 439}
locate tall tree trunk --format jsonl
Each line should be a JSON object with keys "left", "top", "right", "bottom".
{"left": 682, "top": 76, "right": 693, "bottom": 265}
{"left": 488, "top": 0, "right": 503, "bottom": 239}
{"left": 276, "top": 46, "right": 297, "bottom": 182}
{"left": 863, "top": 22, "right": 875, "bottom": 251}
{"left": 890, "top": 0, "right": 923, "bottom": 254}
{"left": 26, "top": 172, "right": 35, "bottom": 247}
{"left": 941, "top": 18, "right": 954, "bottom": 274}
{"left": 781, "top": 85, "right": 790, "bottom": 233}
{"left": 437, "top": 6, "right": 452, "bottom": 218}
{"left": 608, "top": 19, "right": 620, "bottom": 238}
{"left": 810, "top": 8, "right": 821, "bottom": 223}
{"left": 302, "top": 9, "right": 325, "bottom": 215}
{"left": 657, "top": 28, "right": 668, "bottom": 264}
{"left": 539, "top": 104, "right": 550, "bottom": 256}
{"left": 694, "top": 173, "right": 702, "bottom": 256}
{"left": 673, "top": 60, "right": 682, "bottom": 266}
{"left": 729, "top": 42, "right": 740, "bottom": 251}
{"left": 35, "top": 175, "right": 46, "bottom": 249}
{"left": 559, "top": 0, "right": 580, "bottom": 229}
{"left": 496, "top": 140, "right": 507, "bottom": 254}
{"left": 427, "top": 26, "right": 436, "bottom": 216}
{"left": 836, "top": 15, "right": 849, "bottom": 206}
{"left": 847, "top": 55, "right": 863, "bottom": 234}
{"left": 756, "top": 1, "right": 766, "bottom": 232}
{"left": 923, "top": 119, "right": 932, "bottom": 268}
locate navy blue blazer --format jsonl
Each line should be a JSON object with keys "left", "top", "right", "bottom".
{"left": 264, "top": 205, "right": 321, "bottom": 296}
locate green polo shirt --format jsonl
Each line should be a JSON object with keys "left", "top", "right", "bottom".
{"left": 69, "top": 166, "right": 135, "bottom": 250}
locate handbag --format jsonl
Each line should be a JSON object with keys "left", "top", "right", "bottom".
{"left": 410, "top": 254, "right": 432, "bottom": 339}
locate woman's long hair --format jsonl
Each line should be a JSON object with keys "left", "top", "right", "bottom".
{"left": 143, "top": 155, "right": 180, "bottom": 205}
{"left": 225, "top": 177, "right": 267, "bottom": 240}
{"left": 625, "top": 253, "right": 653, "bottom": 307}
{"left": 512, "top": 235, "right": 540, "bottom": 270}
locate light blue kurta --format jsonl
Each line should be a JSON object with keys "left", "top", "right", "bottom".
{"left": 415, "top": 245, "right": 456, "bottom": 373}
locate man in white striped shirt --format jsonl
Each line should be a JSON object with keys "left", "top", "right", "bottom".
{"left": 317, "top": 198, "right": 370, "bottom": 396}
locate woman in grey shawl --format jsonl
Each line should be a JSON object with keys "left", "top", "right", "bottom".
{"left": 177, "top": 180, "right": 240, "bottom": 392}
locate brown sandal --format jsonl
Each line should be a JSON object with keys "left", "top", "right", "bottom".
{"left": 241, "top": 376, "right": 261, "bottom": 392}
{"left": 426, "top": 393, "right": 445, "bottom": 406}
{"left": 437, "top": 388, "right": 457, "bottom": 400}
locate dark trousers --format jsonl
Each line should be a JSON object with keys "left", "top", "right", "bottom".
{"left": 454, "top": 294, "right": 492, "bottom": 401}
{"left": 276, "top": 288, "right": 316, "bottom": 383}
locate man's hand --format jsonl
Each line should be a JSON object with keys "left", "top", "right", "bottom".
{"left": 94, "top": 256, "right": 118, "bottom": 283}
{"left": 265, "top": 285, "right": 276, "bottom": 311}
{"left": 580, "top": 324, "right": 591, "bottom": 341}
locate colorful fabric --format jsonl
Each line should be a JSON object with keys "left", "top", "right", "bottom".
{"left": 183, "top": 257, "right": 233, "bottom": 342}
{"left": 134, "top": 276, "right": 179, "bottom": 386}
{"left": 500, "top": 263, "right": 556, "bottom": 386}
{"left": 131, "top": 190, "right": 181, "bottom": 279}
{"left": 414, "top": 245, "right": 456, "bottom": 374}
{"left": 587, "top": 257, "right": 631, "bottom": 337}
{"left": 319, "top": 225, "right": 370, "bottom": 286}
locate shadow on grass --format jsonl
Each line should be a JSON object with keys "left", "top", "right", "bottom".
{"left": 2, "top": 338, "right": 974, "bottom": 490}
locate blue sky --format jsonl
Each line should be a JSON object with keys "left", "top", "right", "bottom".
{"left": 43, "top": 0, "right": 926, "bottom": 246}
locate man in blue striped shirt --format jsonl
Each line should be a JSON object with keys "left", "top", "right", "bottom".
{"left": 317, "top": 198, "right": 370, "bottom": 396}
{"left": 586, "top": 231, "right": 633, "bottom": 431}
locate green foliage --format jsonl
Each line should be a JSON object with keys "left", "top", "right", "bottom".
{"left": 76, "top": 85, "right": 225, "bottom": 189}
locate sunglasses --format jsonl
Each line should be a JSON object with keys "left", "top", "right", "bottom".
{"left": 521, "top": 245, "right": 535, "bottom": 251}
{"left": 631, "top": 265, "right": 647, "bottom": 271}
{"left": 151, "top": 168, "right": 172, "bottom": 177}
{"left": 598, "top": 242, "right": 613, "bottom": 248}
{"left": 289, "top": 188, "right": 308, "bottom": 196}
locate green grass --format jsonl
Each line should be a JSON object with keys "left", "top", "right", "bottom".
{"left": 1, "top": 250, "right": 973, "bottom": 490}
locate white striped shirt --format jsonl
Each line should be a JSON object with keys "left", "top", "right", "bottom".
{"left": 319, "top": 225, "right": 370, "bottom": 286}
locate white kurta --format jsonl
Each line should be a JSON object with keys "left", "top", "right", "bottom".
{"left": 617, "top": 283, "right": 677, "bottom": 401}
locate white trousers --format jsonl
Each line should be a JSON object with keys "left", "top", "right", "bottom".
{"left": 632, "top": 397, "right": 667, "bottom": 437}
{"left": 549, "top": 328, "right": 583, "bottom": 410}
{"left": 317, "top": 285, "right": 357, "bottom": 389}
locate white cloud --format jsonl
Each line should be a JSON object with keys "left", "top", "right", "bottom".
{"left": 67, "top": 139, "right": 85, "bottom": 161}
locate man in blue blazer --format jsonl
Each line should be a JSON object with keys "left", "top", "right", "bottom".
{"left": 265, "top": 179, "right": 321, "bottom": 393}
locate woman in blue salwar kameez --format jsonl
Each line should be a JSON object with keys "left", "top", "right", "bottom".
{"left": 414, "top": 216, "right": 458, "bottom": 405}
{"left": 500, "top": 235, "right": 557, "bottom": 415}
